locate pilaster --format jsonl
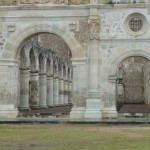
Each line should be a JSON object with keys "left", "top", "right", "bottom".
{"left": 19, "top": 68, "right": 30, "bottom": 110}
{"left": 84, "top": 0, "right": 102, "bottom": 119}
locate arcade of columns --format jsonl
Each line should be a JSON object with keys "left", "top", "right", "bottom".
{"left": 19, "top": 40, "right": 73, "bottom": 110}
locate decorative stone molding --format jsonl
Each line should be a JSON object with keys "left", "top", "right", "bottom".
{"left": 8, "top": 24, "right": 16, "bottom": 32}
{"left": 19, "top": 0, "right": 67, "bottom": 4}
{"left": 68, "top": 0, "right": 89, "bottom": 5}
{"left": 69, "top": 23, "right": 77, "bottom": 31}
{"left": 88, "top": 18, "right": 101, "bottom": 40}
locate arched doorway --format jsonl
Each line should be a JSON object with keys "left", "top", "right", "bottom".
{"left": 18, "top": 33, "right": 73, "bottom": 117}
{"left": 116, "top": 56, "right": 150, "bottom": 113}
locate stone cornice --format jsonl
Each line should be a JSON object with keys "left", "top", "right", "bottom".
{"left": 1, "top": 3, "right": 150, "bottom": 10}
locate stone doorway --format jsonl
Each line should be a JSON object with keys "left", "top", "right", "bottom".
{"left": 116, "top": 56, "right": 150, "bottom": 112}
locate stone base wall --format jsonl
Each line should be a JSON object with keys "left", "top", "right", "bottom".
{"left": 0, "top": 60, "right": 19, "bottom": 118}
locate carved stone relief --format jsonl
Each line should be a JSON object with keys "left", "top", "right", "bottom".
{"left": 88, "top": 18, "right": 101, "bottom": 40}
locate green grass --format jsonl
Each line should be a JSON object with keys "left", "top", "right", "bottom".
{"left": 0, "top": 124, "right": 150, "bottom": 150}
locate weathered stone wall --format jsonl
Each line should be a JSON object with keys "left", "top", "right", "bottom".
{"left": 118, "top": 57, "right": 148, "bottom": 104}
{"left": 144, "top": 61, "right": 150, "bottom": 105}
{"left": 74, "top": 21, "right": 89, "bottom": 56}
{"left": 37, "top": 34, "right": 71, "bottom": 63}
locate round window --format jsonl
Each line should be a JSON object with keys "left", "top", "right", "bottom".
{"left": 129, "top": 17, "right": 143, "bottom": 32}
{"left": 124, "top": 13, "right": 147, "bottom": 36}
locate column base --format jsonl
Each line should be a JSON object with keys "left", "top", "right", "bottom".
{"left": 70, "top": 107, "right": 85, "bottom": 121}
{"left": 84, "top": 110, "right": 102, "bottom": 119}
{"left": 0, "top": 105, "right": 19, "bottom": 118}
{"left": 18, "top": 107, "right": 30, "bottom": 111}
{"left": 30, "top": 105, "right": 39, "bottom": 110}
{"left": 47, "top": 105, "right": 55, "bottom": 108}
{"left": 84, "top": 91, "right": 102, "bottom": 120}
{"left": 65, "top": 104, "right": 69, "bottom": 106}
{"left": 101, "top": 107, "right": 118, "bottom": 119}
{"left": 39, "top": 106, "right": 47, "bottom": 109}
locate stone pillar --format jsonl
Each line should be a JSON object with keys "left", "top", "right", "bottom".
{"left": 107, "top": 76, "right": 118, "bottom": 118}
{"left": 47, "top": 57, "right": 54, "bottom": 107}
{"left": 53, "top": 60, "right": 59, "bottom": 106}
{"left": 39, "top": 53, "right": 47, "bottom": 108}
{"left": 68, "top": 81, "right": 72, "bottom": 104}
{"left": 19, "top": 69, "right": 30, "bottom": 110}
{"left": 64, "top": 64, "right": 69, "bottom": 105}
{"left": 59, "top": 64, "right": 64, "bottom": 105}
{"left": 39, "top": 73, "right": 47, "bottom": 108}
{"left": 19, "top": 41, "right": 32, "bottom": 110}
{"left": 84, "top": 5, "right": 102, "bottom": 119}
{"left": 64, "top": 80, "right": 68, "bottom": 105}
{"left": 68, "top": 67, "right": 73, "bottom": 104}
{"left": 29, "top": 71, "right": 39, "bottom": 108}
{"left": 47, "top": 76, "right": 54, "bottom": 107}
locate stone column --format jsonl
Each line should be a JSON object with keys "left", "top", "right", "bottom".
{"left": 84, "top": 4, "right": 102, "bottom": 119}
{"left": 47, "top": 57, "right": 54, "bottom": 107}
{"left": 39, "top": 73, "right": 47, "bottom": 108}
{"left": 47, "top": 76, "right": 54, "bottom": 107}
{"left": 64, "top": 64, "right": 69, "bottom": 105}
{"left": 107, "top": 76, "right": 118, "bottom": 118}
{"left": 59, "top": 63, "right": 64, "bottom": 105}
{"left": 39, "top": 54, "right": 47, "bottom": 108}
{"left": 53, "top": 59, "right": 59, "bottom": 106}
{"left": 19, "top": 68, "right": 30, "bottom": 110}
{"left": 29, "top": 71, "right": 39, "bottom": 108}
{"left": 68, "top": 67, "right": 73, "bottom": 104}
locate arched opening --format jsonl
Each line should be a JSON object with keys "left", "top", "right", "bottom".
{"left": 116, "top": 56, "right": 150, "bottom": 114}
{"left": 18, "top": 33, "right": 73, "bottom": 117}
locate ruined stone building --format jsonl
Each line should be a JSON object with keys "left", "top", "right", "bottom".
{"left": 0, "top": 0, "right": 150, "bottom": 121}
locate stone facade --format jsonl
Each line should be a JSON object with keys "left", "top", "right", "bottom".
{"left": 1, "top": 0, "right": 150, "bottom": 120}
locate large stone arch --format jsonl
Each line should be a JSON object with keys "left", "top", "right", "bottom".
{"left": 2, "top": 23, "right": 86, "bottom": 61}
{"left": 108, "top": 49, "right": 150, "bottom": 76}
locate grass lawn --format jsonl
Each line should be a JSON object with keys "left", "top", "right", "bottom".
{"left": 0, "top": 123, "right": 150, "bottom": 150}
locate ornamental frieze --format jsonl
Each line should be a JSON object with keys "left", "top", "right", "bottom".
{"left": 0, "top": 0, "right": 89, "bottom": 5}
{"left": 68, "top": 0, "right": 89, "bottom": 5}
{"left": 20, "top": 0, "right": 67, "bottom": 4}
